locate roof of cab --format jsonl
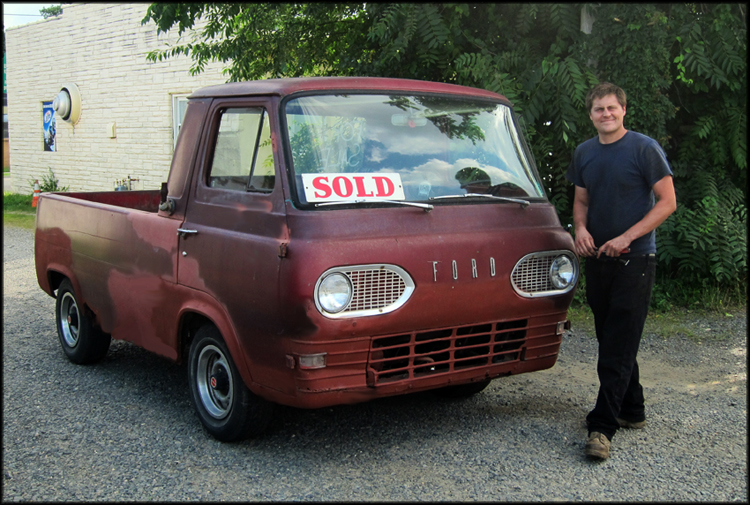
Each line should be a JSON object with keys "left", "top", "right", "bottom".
{"left": 189, "top": 76, "right": 506, "bottom": 102}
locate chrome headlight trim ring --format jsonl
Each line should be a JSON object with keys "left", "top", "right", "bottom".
{"left": 314, "top": 264, "right": 415, "bottom": 319}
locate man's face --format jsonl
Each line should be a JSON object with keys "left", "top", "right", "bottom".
{"left": 589, "top": 94, "right": 626, "bottom": 137}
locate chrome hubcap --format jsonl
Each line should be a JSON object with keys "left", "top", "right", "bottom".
{"left": 59, "top": 292, "right": 80, "bottom": 348}
{"left": 196, "top": 345, "right": 233, "bottom": 420}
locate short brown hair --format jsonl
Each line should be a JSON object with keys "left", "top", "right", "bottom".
{"left": 586, "top": 82, "right": 627, "bottom": 112}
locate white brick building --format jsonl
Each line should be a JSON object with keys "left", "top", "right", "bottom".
{"left": 5, "top": 3, "right": 228, "bottom": 193}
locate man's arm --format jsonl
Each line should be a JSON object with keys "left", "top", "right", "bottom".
{"left": 596, "top": 175, "right": 677, "bottom": 257}
{"left": 572, "top": 185, "right": 597, "bottom": 257}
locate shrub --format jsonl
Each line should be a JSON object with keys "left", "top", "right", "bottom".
{"left": 28, "top": 168, "right": 69, "bottom": 192}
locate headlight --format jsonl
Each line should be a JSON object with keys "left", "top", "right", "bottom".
{"left": 317, "top": 273, "right": 353, "bottom": 314}
{"left": 550, "top": 255, "right": 575, "bottom": 289}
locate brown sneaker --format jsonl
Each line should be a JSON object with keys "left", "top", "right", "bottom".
{"left": 616, "top": 417, "right": 646, "bottom": 429}
{"left": 585, "top": 432, "right": 610, "bottom": 460}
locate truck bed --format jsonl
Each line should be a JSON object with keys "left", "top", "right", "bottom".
{"left": 57, "top": 190, "right": 162, "bottom": 213}
{"left": 34, "top": 187, "right": 184, "bottom": 360}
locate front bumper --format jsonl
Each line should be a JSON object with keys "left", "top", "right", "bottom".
{"left": 283, "top": 310, "right": 570, "bottom": 408}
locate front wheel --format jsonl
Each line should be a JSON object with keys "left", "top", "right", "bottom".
{"left": 188, "top": 325, "right": 273, "bottom": 442}
{"left": 55, "top": 279, "right": 111, "bottom": 364}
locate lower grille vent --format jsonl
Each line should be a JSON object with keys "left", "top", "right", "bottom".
{"left": 367, "top": 320, "right": 527, "bottom": 385}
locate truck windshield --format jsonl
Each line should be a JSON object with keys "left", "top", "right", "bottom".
{"left": 285, "top": 94, "right": 545, "bottom": 206}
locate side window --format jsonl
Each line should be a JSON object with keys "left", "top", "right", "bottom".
{"left": 208, "top": 107, "right": 275, "bottom": 192}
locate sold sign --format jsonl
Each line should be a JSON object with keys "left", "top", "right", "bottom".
{"left": 302, "top": 173, "right": 405, "bottom": 203}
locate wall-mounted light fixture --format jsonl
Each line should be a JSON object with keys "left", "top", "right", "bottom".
{"left": 53, "top": 83, "right": 81, "bottom": 125}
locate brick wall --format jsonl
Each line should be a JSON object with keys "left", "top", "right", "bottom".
{"left": 5, "top": 3, "right": 228, "bottom": 193}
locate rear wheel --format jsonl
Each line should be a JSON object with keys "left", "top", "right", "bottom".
{"left": 55, "top": 279, "right": 111, "bottom": 364}
{"left": 188, "top": 325, "right": 273, "bottom": 441}
{"left": 434, "top": 379, "right": 492, "bottom": 398}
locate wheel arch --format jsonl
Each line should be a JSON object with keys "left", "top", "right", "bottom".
{"left": 177, "top": 311, "right": 213, "bottom": 363}
{"left": 47, "top": 269, "right": 69, "bottom": 294}
{"left": 46, "top": 269, "right": 103, "bottom": 328}
{"left": 42, "top": 264, "right": 76, "bottom": 297}
{"left": 175, "top": 303, "right": 256, "bottom": 391}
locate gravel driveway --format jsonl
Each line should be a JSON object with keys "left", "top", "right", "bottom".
{"left": 3, "top": 224, "right": 747, "bottom": 501}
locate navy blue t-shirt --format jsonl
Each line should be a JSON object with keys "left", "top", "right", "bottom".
{"left": 566, "top": 131, "right": 673, "bottom": 256}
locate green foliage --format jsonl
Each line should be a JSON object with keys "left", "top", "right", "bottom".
{"left": 4, "top": 194, "right": 36, "bottom": 229}
{"left": 655, "top": 4, "right": 747, "bottom": 294}
{"left": 3, "top": 193, "right": 34, "bottom": 211}
{"left": 656, "top": 170, "right": 746, "bottom": 285}
{"left": 142, "top": 3, "right": 747, "bottom": 304}
{"left": 580, "top": 4, "right": 675, "bottom": 145}
{"left": 28, "top": 168, "right": 69, "bottom": 192}
{"left": 40, "top": 5, "right": 63, "bottom": 19}
{"left": 649, "top": 275, "right": 747, "bottom": 313}
{"left": 3, "top": 213, "right": 36, "bottom": 230}
{"left": 142, "top": 4, "right": 370, "bottom": 80}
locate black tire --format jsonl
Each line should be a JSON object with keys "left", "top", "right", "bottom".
{"left": 434, "top": 379, "right": 492, "bottom": 399}
{"left": 188, "top": 325, "right": 273, "bottom": 442}
{"left": 55, "top": 279, "right": 111, "bottom": 364}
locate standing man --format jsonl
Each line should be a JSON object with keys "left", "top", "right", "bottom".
{"left": 566, "top": 82, "right": 676, "bottom": 460}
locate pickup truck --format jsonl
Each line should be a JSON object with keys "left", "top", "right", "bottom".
{"left": 35, "top": 77, "right": 579, "bottom": 441}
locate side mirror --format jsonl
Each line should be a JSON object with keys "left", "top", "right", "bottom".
{"left": 158, "top": 182, "right": 175, "bottom": 215}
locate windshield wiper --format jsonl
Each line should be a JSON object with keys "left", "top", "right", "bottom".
{"left": 429, "top": 193, "right": 530, "bottom": 209}
{"left": 315, "top": 199, "right": 433, "bottom": 212}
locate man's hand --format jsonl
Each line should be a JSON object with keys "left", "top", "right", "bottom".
{"left": 596, "top": 236, "right": 632, "bottom": 258}
{"left": 574, "top": 227, "right": 597, "bottom": 257}
{"left": 572, "top": 185, "right": 597, "bottom": 257}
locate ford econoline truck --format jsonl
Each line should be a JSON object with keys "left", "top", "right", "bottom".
{"left": 35, "top": 77, "right": 579, "bottom": 441}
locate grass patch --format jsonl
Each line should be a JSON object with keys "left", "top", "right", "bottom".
{"left": 567, "top": 303, "right": 742, "bottom": 342}
{"left": 645, "top": 309, "right": 743, "bottom": 343}
{"left": 567, "top": 304, "right": 595, "bottom": 334}
{"left": 643, "top": 311, "right": 699, "bottom": 341}
{"left": 3, "top": 212, "right": 36, "bottom": 229}
{"left": 4, "top": 192, "right": 34, "bottom": 211}
{"left": 651, "top": 278, "right": 746, "bottom": 314}
{"left": 3, "top": 166, "right": 9, "bottom": 174}
{"left": 4, "top": 192, "right": 37, "bottom": 229}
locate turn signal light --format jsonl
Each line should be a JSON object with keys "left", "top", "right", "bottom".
{"left": 298, "top": 353, "right": 327, "bottom": 370}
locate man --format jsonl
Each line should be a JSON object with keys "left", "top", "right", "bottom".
{"left": 566, "top": 82, "right": 677, "bottom": 460}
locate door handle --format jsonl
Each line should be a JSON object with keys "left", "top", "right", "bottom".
{"left": 177, "top": 228, "right": 198, "bottom": 237}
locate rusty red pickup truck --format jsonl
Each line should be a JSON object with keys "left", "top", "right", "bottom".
{"left": 35, "top": 77, "right": 579, "bottom": 441}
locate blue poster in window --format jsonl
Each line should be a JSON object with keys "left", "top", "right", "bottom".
{"left": 42, "top": 101, "right": 56, "bottom": 152}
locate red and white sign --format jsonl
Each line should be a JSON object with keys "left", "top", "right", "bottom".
{"left": 302, "top": 173, "right": 405, "bottom": 203}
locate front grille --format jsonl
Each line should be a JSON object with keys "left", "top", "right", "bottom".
{"left": 512, "top": 255, "right": 556, "bottom": 292}
{"left": 344, "top": 268, "right": 406, "bottom": 312}
{"left": 367, "top": 320, "right": 527, "bottom": 385}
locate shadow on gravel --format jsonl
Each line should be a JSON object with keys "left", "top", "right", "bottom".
{"left": 81, "top": 339, "right": 586, "bottom": 454}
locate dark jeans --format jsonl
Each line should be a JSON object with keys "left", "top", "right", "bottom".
{"left": 584, "top": 255, "right": 656, "bottom": 440}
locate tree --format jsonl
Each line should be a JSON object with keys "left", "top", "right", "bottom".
{"left": 142, "top": 4, "right": 370, "bottom": 79}
{"left": 143, "top": 3, "right": 747, "bottom": 299}
{"left": 40, "top": 5, "right": 63, "bottom": 19}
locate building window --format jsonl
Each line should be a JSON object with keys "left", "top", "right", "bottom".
{"left": 172, "top": 94, "right": 189, "bottom": 148}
